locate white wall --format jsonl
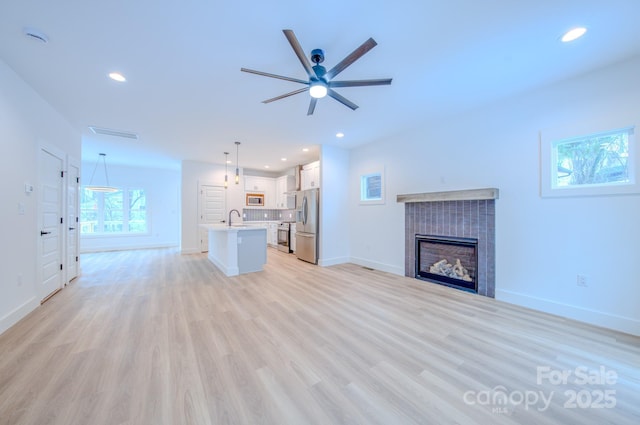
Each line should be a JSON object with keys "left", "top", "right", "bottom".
{"left": 348, "top": 55, "right": 640, "bottom": 336}
{"left": 348, "top": 147, "right": 405, "bottom": 275}
{"left": 181, "top": 160, "right": 245, "bottom": 254}
{"left": 80, "top": 163, "right": 180, "bottom": 252}
{"left": 318, "top": 145, "right": 350, "bottom": 266}
{"left": 0, "top": 59, "right": 80, "bottom": 334}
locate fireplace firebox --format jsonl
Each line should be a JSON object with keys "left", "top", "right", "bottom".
{"left": 415, "top": 235, "right": 478, "bottom": 293}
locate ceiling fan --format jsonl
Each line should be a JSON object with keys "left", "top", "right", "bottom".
{"left": 241, "top": 29, "right": 392, "bottom": 115}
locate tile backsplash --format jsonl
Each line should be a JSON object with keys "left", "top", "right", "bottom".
{"left": 243, "top": 208, "right": 297, "bottom": 222}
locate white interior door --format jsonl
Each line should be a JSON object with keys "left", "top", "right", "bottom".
{"left": 38, "top": 147, "right": 64, "bottom": 301}
{"left": 199, "top": 184, "right": 225, "bottom": 252}
{"left": 66, "top": 158, "right": 80, "bottom": 282}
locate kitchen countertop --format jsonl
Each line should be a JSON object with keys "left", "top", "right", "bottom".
{"left": 201, "top": 223, "right": 269, "bottom": 232}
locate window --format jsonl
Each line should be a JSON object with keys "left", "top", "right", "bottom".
{"left": 541, "top": 126, "right": 639, "bottom": 197}
{"left": 81, "top": 187, "right": 147, "bottom": 234}
{"left": 360, "top": 171, "right": 385, "bottom": 204}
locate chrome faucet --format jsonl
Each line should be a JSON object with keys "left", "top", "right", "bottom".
{"left": 228, "top": 209, "right": 241, "bottom": 227}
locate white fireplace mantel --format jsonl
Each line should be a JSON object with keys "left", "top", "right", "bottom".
{"left": 396, "top": 188, "right": 499, "bottom": 203}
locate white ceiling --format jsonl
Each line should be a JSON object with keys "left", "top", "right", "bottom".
{"left": 2, "top": 0, "right": 640, "bottom": 172}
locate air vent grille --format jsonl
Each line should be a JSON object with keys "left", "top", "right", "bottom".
{"left": 89, "top": 126, "right": 138, "bottom": 140}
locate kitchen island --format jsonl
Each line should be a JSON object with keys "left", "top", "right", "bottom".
{"left": 201, "top": 224, "right": 267, "bottom": 276}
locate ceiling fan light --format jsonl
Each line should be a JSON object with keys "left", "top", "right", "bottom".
{"left": 310, "top": 82, "right": 328, "bottom": 99}
{"left": 561, "top": 27, "right": 587, "bottom": 42}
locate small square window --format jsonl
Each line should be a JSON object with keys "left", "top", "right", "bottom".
{"left": 360, "top": 171, "right": 385, "bottom": 204}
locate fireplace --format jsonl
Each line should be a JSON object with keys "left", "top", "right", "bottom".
{"left": 398, "top": 188, "right": 498, "bottom": 297}
{"left": 415, "top": 235, "right": 478, "bottom": 293}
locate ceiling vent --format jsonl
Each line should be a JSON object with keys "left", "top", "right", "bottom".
{"left": 89, "top": 126, "right": 139, "bottom": 140}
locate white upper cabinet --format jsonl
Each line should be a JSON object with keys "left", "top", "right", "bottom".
{"left": 276, "top": 175, "right": 296, "bottom": 209}
{"left": 244, "top": 176, "right": 276, "bottom": 208}
{"left": 244, "top": 176, "right": 267, "bottom": 192}
{"left": 301, "top": 161, "right": 320, "bottom": 190}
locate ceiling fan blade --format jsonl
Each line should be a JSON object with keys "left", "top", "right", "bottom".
{"left": 241, "top": 68, "right": 309, "bottom": 85}
{"left": 262, "top": 87, "right": 309, "bottom": 104}
{"left": 328, "top": 89, "right": 359, "bottom": 110}
{"left": 307, "top": 98, "right": 318, "bottom": 115}
{"left": 282, "top": 29, "right": 315, "bottom": 78}
{"left": 329, "top": 78, "right": 392, "bottom": 88}
{"left": 325, "top": 38, "right": 377, "bottom": 80}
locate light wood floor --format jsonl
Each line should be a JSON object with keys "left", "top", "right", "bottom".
{"left": 0, "top": 248, "right": 638, "bottom": 425}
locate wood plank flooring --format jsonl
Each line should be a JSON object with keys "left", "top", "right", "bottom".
{"left": 0, "top": 248, "right": 638, "bottom": 424}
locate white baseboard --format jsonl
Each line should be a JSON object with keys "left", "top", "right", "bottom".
{"left": 0, "top": 296, "right": 39, "bottom": 336}
{"left": 496, "top": 289, "right": 640, "bottom": 336}
{"left": 348, "top": 256, "right": 405, "bottom": 276}
{"left": 318, "top": 256, "right": 349, "bottom": 267}
{"left": 81, "top": 243, "right": 179, "bottom": 253}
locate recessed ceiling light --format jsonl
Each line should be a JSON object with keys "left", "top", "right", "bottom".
{"left": 108, "top": 72, "right": 126, "bottom": 82}
{"left": 336, "top": 132, "right": 345, "bottom": 138}
{"left": 281, "top": 157, "right": 287, "bottom": 161}
{"left": 561, "top": 27, "right": 587, "bottom": 43}
{"left": 264, "top": 165, "right": 270, "bottom": 169}
{"left": 302, "top": 148, "right": 309, "bottom": 152}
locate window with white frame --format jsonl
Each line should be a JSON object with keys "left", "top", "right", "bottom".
{"left": 80, "top": 187, "right": 148, "bottom": 234}
{"left": 541, "top": 126, "right": 639, "bottom": 197}
{"left": 360, "top": 171, "right": 384, "bottom": 204}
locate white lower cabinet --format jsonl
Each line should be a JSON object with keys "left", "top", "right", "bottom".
{"left": 243, "top": 221, "right": 279, "bottom": 247}
{"left": 267, "top": 223, "right": 278, "bottom": 247}
{"left": 290, "top": 223, "right": 297, "bottom": 253}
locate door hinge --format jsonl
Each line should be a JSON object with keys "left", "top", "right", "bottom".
{"left": 76, "top": 177, "right": 79, "bottom": 183}
{"left": 60, "top": 264, "right": 63, "bottom": 270}
{"left": 60, "top": 217, "right": 63, "bottom": 224}
{"left": 61, "top": 171, "right": 64, "bottom": 178}
{"left": 76, "top": 256, "right": 78, "bottom": 262}
{"left": 76, "top": 217, "right": 79, "bottom": 222}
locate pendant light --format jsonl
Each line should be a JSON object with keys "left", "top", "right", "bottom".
{"left": 224, "top": 151, "right": 229, "bottom": 189}
{"left": 235, "top": 141, "right": 241, "bottom": 184}
{"left": 86, "top": 153, "right": 118, "bottom": 192}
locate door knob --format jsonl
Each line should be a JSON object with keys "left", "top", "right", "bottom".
{"left": 40, "top": 231, "right": 51, "bottom": 235}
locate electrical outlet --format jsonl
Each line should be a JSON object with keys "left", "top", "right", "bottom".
{"left": 577, "top": 274, "right": 588, "bottom": 287}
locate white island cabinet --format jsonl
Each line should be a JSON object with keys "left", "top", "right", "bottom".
{"left": 201, "top": 224, "right": 267, "bottom": 276}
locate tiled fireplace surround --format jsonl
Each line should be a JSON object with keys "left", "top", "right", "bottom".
{"left": 399, "top": 189, "right": 498, "bottom": 298}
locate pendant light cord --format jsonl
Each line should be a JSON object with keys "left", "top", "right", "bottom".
{"left": 88, "top": 153, "right": 111, "bottom": 187}
{"left": 235, "top": 141, "right": 240, "bottom": 184}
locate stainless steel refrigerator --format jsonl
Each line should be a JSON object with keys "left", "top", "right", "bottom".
{"left": 295, "top": 188, "right": 318, "bottom": 264}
